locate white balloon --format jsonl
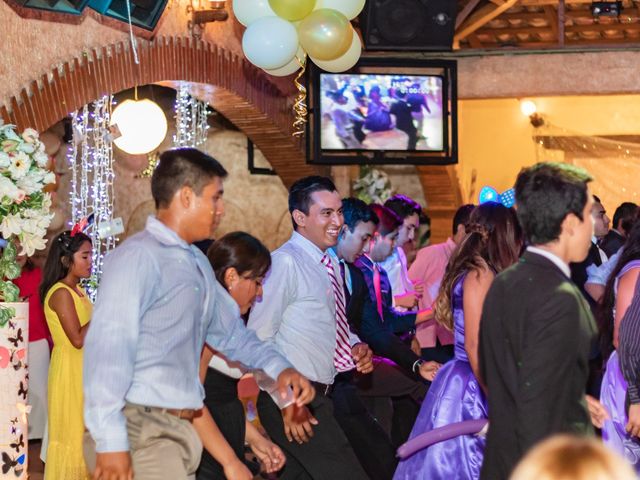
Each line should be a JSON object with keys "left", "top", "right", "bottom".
{"left": 313, "top": 0, "right": 365, "bottom": 20}
{"left": 263, "top": 46, "right": 305, "bottom": 76}
{"left": 311, "top": 31, "right": 361, "bottom": 73}
{"left": 242, "top": 17, "right": 299, "bottom": 70}
{"left": 232, "top": 0, "right": 276, "bottom": 26}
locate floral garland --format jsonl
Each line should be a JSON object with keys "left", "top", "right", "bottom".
{"left": 0, "top": 122, "right": 54, "bottom": 311}
{"left": 352, "top": 166, "right": 394, "bottom": 204}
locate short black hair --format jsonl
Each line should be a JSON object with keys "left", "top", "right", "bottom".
{"left": 342, "top": 197, "right": 379, "bottom": 232}
{"left": 613, "top": 202, "right": 638, "bottom": 231}
{"left": 206, "top": 232, "right": 271, "bottom": 287}
{"left": 452, "top": 204, "right": 475, "bottom": 235}
{"left": 384, "top": 194, "right": 422, "bottom": 220}
{"left": 288, "top": 176, "right": 337, "bottom": 230}
{"left": 151, "top": 148, "right": 228, "bottom": 209}
{"left": 515, "top": 162, "right": 593, "bottom": 245}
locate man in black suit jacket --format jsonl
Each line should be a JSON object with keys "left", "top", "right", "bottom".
{"left": 333, "top": 198, "right": 437, "bottom": 447}
{"left": 600, "top": 201, "right": 637, "bottom": 257}
{"left": 479, "top": 163, "right": 609, "bottom": 480}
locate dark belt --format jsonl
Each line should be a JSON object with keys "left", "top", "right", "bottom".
{"left": 310, "top": 381, "right": 334, "bottom": 397}
{"left": 141, "top": 405, "right": 196, "bottom": 421}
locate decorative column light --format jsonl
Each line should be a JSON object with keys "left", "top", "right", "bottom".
{"left": 173, "top": 85, "right": 210, "bottom": 148}
{"left": 68, "top": 96, "right": 118, "bottom": 299}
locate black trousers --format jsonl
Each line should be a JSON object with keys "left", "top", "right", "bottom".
{"left": 331, "top": 371, "right": 397, "bottom": 480}
{"left": 196, "top": 368, "right": 255, "bottom": 480}
{"left": 257, "top": 391, "right": 369, "bottom": 480}
{"left": 355, "top": 358, "right": 428, "bottom": 447}
{"left": 421, "top": 339, "right": 455, "bottom": 364}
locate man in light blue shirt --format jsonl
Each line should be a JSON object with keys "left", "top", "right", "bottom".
{"left": 248, "top": 176, "right": 374, "bottom": 479}
{"left": 83, "top": 149, "right": 313, "bottom": 479}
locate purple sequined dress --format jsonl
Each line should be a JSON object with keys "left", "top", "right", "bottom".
{"left": 600, "top": 259, "right": 640, "bottom": 472}
{"left": 394, "top": 274, "right": 487, "bottom": 480}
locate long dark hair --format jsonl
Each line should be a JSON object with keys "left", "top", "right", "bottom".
{"left": 597, "top": 219, "right": 640, "bottom": 361}
{"left": 435, "top": 202, "right": 523, "bottom": 330}
{"left": 39, "top": 231, "right": 92, "bottom": 303}
{"left": 206, "top": 232, "right": 271, "bottom": 287}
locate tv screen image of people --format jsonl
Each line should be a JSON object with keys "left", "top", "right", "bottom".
{"left": 320, "top": 73, "right": 444, "bottom": 152}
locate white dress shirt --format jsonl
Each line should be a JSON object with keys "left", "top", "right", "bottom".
{"left": 380, "top": 247, "right": 415, "bottom": 299}
{"left": 248, "top": 232, "right": 357, "bottom": 385}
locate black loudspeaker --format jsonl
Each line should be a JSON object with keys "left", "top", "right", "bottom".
{"left": 360, "top": 0, "right": 457, "bottom": 51}
{"left": 89, "top": 0, "right": 168, "bottom": 30}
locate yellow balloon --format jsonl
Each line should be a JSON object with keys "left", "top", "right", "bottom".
{"left": 310, "top": 31, "right": 361, "bottom": 73}
{"left": 269, "top": 0, "right": 316, "bottom": 21}
{"left": 298, "top": 9, "right": 353, "bottom": 61}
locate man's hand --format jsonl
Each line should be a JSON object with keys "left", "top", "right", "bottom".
{"left": 249, "top": 434, "right": 286, "bottom": 473}
{"left": 222, "top": 458, "right": 253, "bottom": 480}
{"left": 410, "top": 335, "right": 422, "bottom": 356}
{"left": 282, "top": 404, "right": 318, "bottom": 444}
{"left": 93, "top": 451, "right": 133, "bottom": 480}
{"left": 586, "top": 394, "right": 610, "bottom": 429}
{"left": 627, "top": 403, "right": 640, "bottom": 437}
{"left": 277, "top": 368, "right": 315, "bottom": 407}
{"left": 415, "top": 308, "right": 433, "bottom": 325}
{"left": 413, "top": 281, "right": 425, "bottom": 298}
{"left": 395, "top": 292, "right": 418, "bottom": 309}
{"left": 418, "top": 361, "right": 441, "bottom": 382}
{"left": 352, "top": 343, "right": 374, "bottom": 374}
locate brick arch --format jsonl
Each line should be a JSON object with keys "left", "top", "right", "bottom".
{"left": 0, "top": 36, "right": 319, "bottom": 187}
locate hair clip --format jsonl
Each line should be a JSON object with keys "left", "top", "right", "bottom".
{"left": 70, "top": 213, "right": 94, "bottom": 237}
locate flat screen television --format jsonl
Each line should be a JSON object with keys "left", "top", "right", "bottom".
{"left": 307, "top": 58, "right": 457, "bottom": 165}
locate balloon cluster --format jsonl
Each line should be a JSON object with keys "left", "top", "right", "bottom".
{"left": 235, "top": 0, "right": 365, "bottom": 76}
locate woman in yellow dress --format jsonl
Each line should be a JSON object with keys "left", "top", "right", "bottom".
{"left": 39, "top": 230, "right": 93, "bottom": 480}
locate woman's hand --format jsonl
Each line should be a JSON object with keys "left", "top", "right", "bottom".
{"left": 222, "top": 457, "right": 253, "bottom": 480}
{"left": 249, "top": 433, "right": 286, "bottom": 473}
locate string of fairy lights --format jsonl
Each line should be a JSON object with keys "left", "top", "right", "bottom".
{"left": 173, "top": 84, "right": 210, "bottom": 148}
{"left": 67, "top": 95, "right": 117, "bottom": 299}
{"left": 67, "top": 88, "right": 210, "bottom": 297}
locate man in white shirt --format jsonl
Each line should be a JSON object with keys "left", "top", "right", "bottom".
{"left": 381, "top": 194, "right": 423, "bottom": 309}
{"left": 248, "top": 176, "right": 375, "bottom": 479}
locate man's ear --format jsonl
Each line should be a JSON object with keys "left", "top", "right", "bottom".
{"left": 561, "top": 212, "right": 578, "bottom": 237}
{"left": 178, "top": 185, "right": 194, "bottom": 208}
{"left": 339, "top": 224, "right": 348, "bottom": 239}
{"left": 292, "top": 209, "right": 306, "bottom": 229}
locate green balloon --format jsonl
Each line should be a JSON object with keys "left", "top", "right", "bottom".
{"left": 269, "top": 0, "right": 316, "bottom": 21}
{"left": 298, "top": 9, "right": 353, "bottom": 61}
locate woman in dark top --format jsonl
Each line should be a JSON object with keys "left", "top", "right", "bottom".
{"left": 194, "top": 232, "right": 286, "bottom": 480}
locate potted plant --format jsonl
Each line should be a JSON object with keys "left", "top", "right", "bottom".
{"left": 0, "top": 121, "right": 54, "bottom": 476}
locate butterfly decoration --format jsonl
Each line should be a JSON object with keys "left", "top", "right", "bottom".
{"left": 8, "top": 321, "right": 15, "bottom": 330}
{"left": 1, "top": 452, "right": 24, "bottom": 476}
{"left": 17, "top": 382, "right": 26, "bottom": 400}
{"left": 10, "top": 435, "right": 23, "bottom": 453}
{"left": 8, "top": 329, "right": 23, "bottom": 348}
{"left": 9, "top": 350, "right": 25, "bottom": 371}
{"left": 15, "top": 403, "right": 30, "bottom": 424}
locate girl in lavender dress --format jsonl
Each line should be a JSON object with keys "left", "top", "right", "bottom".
{"left": 394, "top": 202, "right": 522, "bottom": 480}
{"left": 598, "top": 220, "right": 640, "bottom": 472}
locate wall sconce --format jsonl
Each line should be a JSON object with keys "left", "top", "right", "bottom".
{"left": 192, "top": 0, "right": 228, "bottom": 24}
{"left": 188, "top": 0, "right": 227, "bottom": 38}
{"left": 520, "top": 100, "right": 545, "bottom": 128}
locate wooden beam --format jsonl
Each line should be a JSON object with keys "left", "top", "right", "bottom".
{"left": 558, "top": 0, "right": 565, "bottom": 45}
{"left": 454, "top": 0, "right": 520, "bottom": 48}
{"left": 499, "top": 8, "right": 639, "bottom": 21}
{"left": 520, "top": 0, "right": 590, "bottom": 5}
{"left": 475, "top": 21, "right": 640, "bottom": 37}
{"left": 456, "top": 0, "right": 483, "bottom": 29}
{"left": 543, "top": 5, "right": 558, "bottom": 38}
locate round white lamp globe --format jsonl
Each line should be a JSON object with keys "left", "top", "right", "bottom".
{"left": 110, "top": 99, "right": 168, "bottom": 155}
{"left": 520, "top": 100, "right": 537, "bottom": 117}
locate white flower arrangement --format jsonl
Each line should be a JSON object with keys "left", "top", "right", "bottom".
{"left": 0, "top": 121, "right": 55, "bottom": 303}
{"left": 352, "top": 166, "right": 394, "bottom": 204}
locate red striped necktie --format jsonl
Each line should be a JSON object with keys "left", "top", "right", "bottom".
{"left": 321, "top": 254, "right": 355, "bottom": 372}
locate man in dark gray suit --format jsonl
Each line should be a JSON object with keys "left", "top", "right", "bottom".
{"left": 479, "top": 162, "right": 609, "bottom": 480}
